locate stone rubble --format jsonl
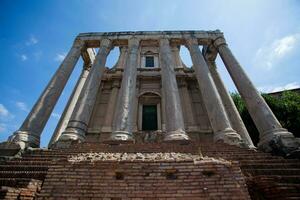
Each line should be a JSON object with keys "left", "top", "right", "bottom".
{"left": 67, "top": 152, "right": 231, "bottom": 165}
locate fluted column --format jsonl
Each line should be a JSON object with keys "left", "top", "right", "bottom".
{"left": 207, "top": 60, "right": 254, "bottom": 147}
{"left": 159, "top": 38, "right": 190, "bottom": 142}
{"left": 110, "top": 38, "right": 140, "bottom": 141}
{"left": 48, "top": 64, "right": 91, "bottom": 147}
{"left": 8, "top": 39, "right": 84, "bottom": 149}
{"left": 186, "top": 38, "right": 242, "bottom": 146}
{"left": 214, "top": 36, "right": 299, "bottom": 153}
{"left": 57, "top": 38, "right": 112, "bottom": 144}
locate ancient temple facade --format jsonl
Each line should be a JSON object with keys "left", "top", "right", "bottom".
{"left": 4, "top": 30, "right": 299, "bottom": 153}
{"left": 1, "top": 30, "right": 300, "bottom": 199}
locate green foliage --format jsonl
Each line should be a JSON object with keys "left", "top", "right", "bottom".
{"left": 231, "top": 91, "right": 300, "bottom": 146}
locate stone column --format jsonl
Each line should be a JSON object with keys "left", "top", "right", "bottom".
{"left": 207, "top": 60, "right": 254, "bottom": 148}
{"left": 133, "top": 78, "right": 140, "bottom": 132}
{"left": 114, "top": 46, "right": 128, "bottom": 69}
{"left": 186, "top": 38, "right": 242, "bottom": 145}
{"left": 214, "top": 36, "right": 299, "bottom": 153}
{"left": 48, "top": 64, "right": 91, "bottom": 147}
{"left": 8, "top": 39, "right": 84, "bottom": 149}
{"left": 159, "top": 38, "right": 190, "bottom": 142}
{"left": 178, "top": 79, "right": 196, "bottom": 131}
{"left": 171, "top": 46, "right": 184, "bottom": 69}
{"left": 102, "top": 80, "right": 120, "bottom": 132}
{"left": 57, "top": 38, "right": 112, "bottom": 144}
{"left": 110, "top": 38, "right": 140, "bottom": 141}
{"left": 161, "top": 88, "right": 166, "bottom": 132}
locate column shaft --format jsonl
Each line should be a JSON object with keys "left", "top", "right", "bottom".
{"left": 179, "top": 80, "right": 196, "bottom": 130}
{"left": 111, "top": 38, "right": 140, "bottom": 141}
{"left": 159, "top": 38, "right": 189, "bottom": 141}
{"left": 207, "top": 61, "right": 254, "bottom": 147}
{"left": 102, "top": 80, "right": 120, "bottom": 132}
{"left": 9, "top": 39, "right": 83, "bottom": 148}
{"left": 186, "top": 38, "right": 241, "bottom": 145}
{"left": 57, "top": 39, "right": 112, "bottom": 143}
{"left": 214, "top": 37, "right": 299, "bottom": 152}
{"left": 171, "top": 46, "right": 184, "bottom": 69}
{"left": 114, "top": 46, "right": 128, "bottom": 69}
{"left": 48, "top": 65, "right": 90, "bottom": 147}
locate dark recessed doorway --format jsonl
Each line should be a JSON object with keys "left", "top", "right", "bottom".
{"left": 142, "top": 105, "right": 158, "bottom": 131}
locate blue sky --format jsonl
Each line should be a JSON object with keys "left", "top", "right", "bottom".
{"left": 0, "top": 0, "right": 300, "bottom": 147}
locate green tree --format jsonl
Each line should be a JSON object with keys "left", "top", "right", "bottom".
{"left": 231, "top": 91, "right": 300, "bottom": 146}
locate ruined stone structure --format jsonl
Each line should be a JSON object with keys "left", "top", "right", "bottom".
{"left": 0, "top": 30, "right": 299, "bottom": 199}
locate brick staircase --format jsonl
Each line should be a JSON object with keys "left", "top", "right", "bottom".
{"left": 200, "top": 143, "right": 300, "bottom": 200}
{"left": 0, "top": 150, "right": 51, "bottom": 199}
{"left": 0, "top": 142, "right": 299, "bottom": 199}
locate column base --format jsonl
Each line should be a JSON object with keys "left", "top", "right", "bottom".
{"left": 101, "top": 126, "right": 112, "bottom": 133}
{"left": 8, "top": 130, "right": 40, "bottom": 149}
{"left": 163, "top": 129, "right": 190, "bottom": 144}
{"left": 214, "top": 128, "right": 242, "bottom": 146}
{"left": 258, "top": 128, "right": 300, "bottom": 157}
{"left": 53, "top": 127, "right": 85, "bottom": 149}
{"left": 106, "top": 131, "right": 135, "bottom": 144}
{"left": 0, "top": 141, "right": 23, "bottom": 158}
{"left": 0, "top": 130, "right": 40, "bottom": 157}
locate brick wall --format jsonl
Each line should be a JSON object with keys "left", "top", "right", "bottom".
{"left": 38, "top": 158, "right": 250, "bottom": 199}
{"left": 2, "top": 140, "right": 299, "bottom": 199}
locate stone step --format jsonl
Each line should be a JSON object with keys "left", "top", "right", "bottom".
{"left": 0, "top": 178, "right": 37, "bottom": 187}
{"left": 0, "top": 188, "right": 7, "bottom": 198}
{"left": 275, "top": 176, "right": 300, "bottom": 184}
{"left": 218, "top": 156, "right": 282, "bottom": 161}
{"left": 243, "top": 169, "right": 300, "bottom": 176}
{"left": 276, "top": 183, "right": 300, "bottom": 191}
{"left": 5, "top": 160, "right": 52, "bottom": 165}
{"left": 207, "top": 155, "right": 277, "bottom": 159}
{"left": 240, "top": 159, "right": 300, "bottom": 164}
{"left": 273, "top": 185, "right": 300, "bottom": 198}
{"left": 241, "top": 163, "right": 300, "bottom": 169}
{"left": 22, "top": 153, "right": 66, "bottom": 157}
{"left": 248, "top": 175, "right": 300, "bottom": 184}
{"left": 13, "top": 158, "right": 55, "bottom": 162}
{"left": 0, "top": 171, "right": 47, "bottom": 179}
{"left": 0, "top": 188, "right": 16, "bottom": 200}
{"left": 202, "top": 150, "right": 272, "bottom": 154}
{"left": 0, "top": 165, "right": 48, "bottom": 171}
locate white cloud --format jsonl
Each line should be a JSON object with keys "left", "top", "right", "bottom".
{"left": 16, "top": 101, "right": 29, "bottom": 112}
{"left": 0, "top": 123, "right": 6, "bottom": 133}
{"left": 26, "top": 35, "right": 38, "bottom": 46}
{"left": 254, "top": 33, "right": 300, "bottom": 70}
{"left": 21, "top": 54, "right": 28, "bottom": 61}
{"left": 54, "top": 53, "right": 66, "bottom": 62}
{"left": 0, "top": 104, "right": 9, "bottom": 117}
{"left": 0, "top": 104, "right": 14, "bottom": 120}
{"left": 51, "top": 113, "right": 61, "bottom": 119}
{"left": 258, "top": 82, "right": 300, "bottom": 93}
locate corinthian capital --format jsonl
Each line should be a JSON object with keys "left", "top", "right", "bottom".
{"left": 100, "top": 38, "right": 113, "bottom": 49}
{"left": 213, "top": 36, "right": 227, "bottom": 49}
{"left": 159, "top": 37, "right": 170, "bottom": 46}
{"left": 184, "top": 38, "right": 199, "bottom": 54}
{"left": 128, "top": 37, "right": 140, "bottom": 48}
{"left": 73, "top": 38, "right": 85, "bottom": 48}
{"left": 185, "top": 38, "right": 198, "bottom": 47}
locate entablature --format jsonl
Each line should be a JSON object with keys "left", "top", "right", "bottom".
{"left": 77, "top": 30, "right": 224, "bottom": 48}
